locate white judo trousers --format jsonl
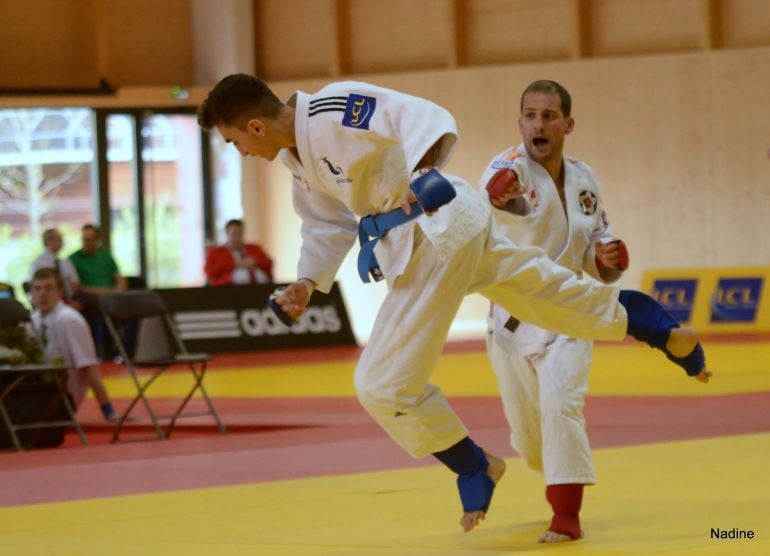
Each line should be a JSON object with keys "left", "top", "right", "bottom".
{"left": 485, "top": 329, "right": 596, "bottom": 484}
{"left": 354, "top": 209, "right": 625, "bottom": 458}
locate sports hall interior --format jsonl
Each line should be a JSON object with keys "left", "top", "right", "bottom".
{"left": 0, "top": 1, "right": 768, "bottom": 554}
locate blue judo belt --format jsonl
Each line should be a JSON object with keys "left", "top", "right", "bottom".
{"left": 357, "top": 202, "right": 422, "bottom": 283}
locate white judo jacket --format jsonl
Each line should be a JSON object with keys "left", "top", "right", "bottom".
{"left": 480, "top": 145, "right": 619, "bottom": 355}
{"left": 279, "top": 81, "right": 489, "bottom": 293}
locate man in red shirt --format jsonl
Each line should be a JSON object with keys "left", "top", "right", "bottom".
{"left": 204, "top": 219, "right": 274, "bottom": 285}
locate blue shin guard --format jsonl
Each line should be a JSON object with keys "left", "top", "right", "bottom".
{"left": 434, "top": 438, "right": 495, "bottom": 513}
{"left": 618, "top": 290, "right": 705, "bottom": 376}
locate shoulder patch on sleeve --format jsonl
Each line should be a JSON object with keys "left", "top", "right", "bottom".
{"left": 342, "top": 94, "right": 377, "bottom": 130}
{"left": 491, "top": 148, "right": 523, "bottom": 170}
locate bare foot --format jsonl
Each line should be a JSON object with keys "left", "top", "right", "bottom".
{"left": 460, "top": 452, "right": 506, "bottom": 533}
{"left": 666, "top": 328, "right": 712, "bottom": 383}
{"left": 666, "top": 327, "right": 698, "bottom": 357}
{"left": 538, "top": 529, "right": 582, "bottom": 543}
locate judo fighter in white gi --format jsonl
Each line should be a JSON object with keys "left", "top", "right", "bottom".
{"left": 481, "top": 80, "right": 711, "bottom": 543}
{"left": 197, "top": 74, "right": 709, "bottom": 534}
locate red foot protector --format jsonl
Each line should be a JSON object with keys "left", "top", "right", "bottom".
{"left": 546, "top": 484, "right": 583, "bottom": 540}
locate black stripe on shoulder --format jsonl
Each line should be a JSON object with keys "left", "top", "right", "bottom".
{"left": 308, "top": 107, "right": 346, "bottom": 117}
{"left": 309, "top": 95, "right": 348, "bottom": 105}
{"left": 308, "top": 100, "right": 348, "bottom": 110}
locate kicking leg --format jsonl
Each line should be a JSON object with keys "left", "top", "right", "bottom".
{"left": 618, "top": 290, "right": 711, "bottom": 381}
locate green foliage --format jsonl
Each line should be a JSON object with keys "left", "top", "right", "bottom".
{"left": 0, "top": 325, "right": 44, "bottom": 365}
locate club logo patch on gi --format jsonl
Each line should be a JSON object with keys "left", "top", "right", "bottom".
{"left": 342, "top": 94, "right": 376, "bottom": 130}
{"left": 651, "top": 279, "right": 697, "bottom": 324}
{"left": 710, "top": 277, "right": 763, "bottom": 323}
{"left": 491, "top": 149, "right": 523, "bottom": 170}
{"left": 321, "top": 157, "right": 352, "bottom": 184}
{"left": 527, "top": 188, "right": 539, "bottom": 209}
{"left": 578, "top": 190, "right": 597, "bottom": 215}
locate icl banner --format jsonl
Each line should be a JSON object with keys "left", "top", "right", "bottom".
{"left": 641, "top": 267, "right": 770, "bottom": 334}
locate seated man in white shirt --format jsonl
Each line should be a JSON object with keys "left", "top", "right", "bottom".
{"left": 29, "top": 268, "right": 116, "bottom": 421}
{"left": 29, "top": 228, "right": 81, "bottom": 306}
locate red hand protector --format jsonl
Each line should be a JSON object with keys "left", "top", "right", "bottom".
{"left": 485, "top": 168, "right": 520, "bottom": 201}
{"left": 616, "top": 239, "right": 630, "bottom": 270}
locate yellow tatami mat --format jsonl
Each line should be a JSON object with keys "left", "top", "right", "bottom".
{"left": 0, "top": 433, "right": 767, "bottom": 555}
{"left": 99, "top": 340, "right": 770, "bottom": 398}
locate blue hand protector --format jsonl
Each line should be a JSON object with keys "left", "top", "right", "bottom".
{"left": 410, "top": 169, "right": 456, "bottom": 212}
{"left": 268, "top": 288, "right": 296, "bottom": 327}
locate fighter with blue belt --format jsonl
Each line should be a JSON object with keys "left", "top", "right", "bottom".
{"left": 199, "top": 74, "right": 708, "bottom": 534}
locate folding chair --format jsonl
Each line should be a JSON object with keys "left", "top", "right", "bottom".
{"left": 0, "top": 298, "right": 88, "bottom": 450}
{"left": 99, "top": 290, "right": 227, "bottom": 442}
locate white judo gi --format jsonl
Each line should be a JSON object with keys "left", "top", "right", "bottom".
{"left": 482, "top": 145, "right": 620, "bottom": 484}
{"left": 280, "top": 82, "right": 628, "bottom": 458}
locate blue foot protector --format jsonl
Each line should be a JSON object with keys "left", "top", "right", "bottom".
{"left": 665, "top": 341, "right": 706, "bottom": 377}
{"left": 457, "top": 445, "right": 496, "bottom": 512}
{"left": 433, "top": 437, "right": 496, "bottom": 513}
{"left": 618, "top": 290, "right": 705, "bottom": 376}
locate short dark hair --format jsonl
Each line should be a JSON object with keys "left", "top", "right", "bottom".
{"left": 225, "top": 219, "right": 244, "bottom": 231}
{"left": 42, "top": 228, "right": 60, "bottom": 245}
{"left": 520, "top": 80, "right": 572, "bottom": 117}
{"left": 82, "top": 223, "right": 101, "bottom": 238}
{"left": 198, "top": 74, "right": 284, "bottom": 130}
{"left": 32, "top": 267, "right": 63, "bottom": 288}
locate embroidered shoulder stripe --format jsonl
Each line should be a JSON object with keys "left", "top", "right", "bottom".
{"left": 309, "top": 95, "right": 348, "bottom": 116}
{"left": 310, "top": 95, "right": 348, "bottom": 105}
{"left": 309, "top": 100, "right": 348, "bottom": 109}
{"left": 309, "top": 106, "right": 347, "bottom": 117}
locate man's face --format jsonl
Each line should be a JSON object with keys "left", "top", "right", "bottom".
{"left": 218, "top": 119, "right": 280, "bottom": 161}
{"left": 45, "top": 232, "right": 62, "bottom": 253}
{"left": 226, "top": 224, "right": 245, "bottom": 250}
{"left": 518, "top": 92, "right": 574, "bottom": 166}
{"left": 31, "top": 277, "right": 62, "bottom": 314}
{"left": 81, "top": 229, "right": 100, "bottom": 254}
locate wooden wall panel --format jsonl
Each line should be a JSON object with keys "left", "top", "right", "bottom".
{"left": 103, "top": 0, "right": 194, "bottom": 86}
{"left": 721, "top": 0, "right": 770, "bottom": 47}
{"left": 0, "top": 0, "right": 99, "bottom": 88}
{"left": 588, "top": 0, "right": 705, "bottom": 56}
{"left": 346, "top": 0, "right": 452, "bottom": 73}
{"left": 254, "top": 0, "right": 336, "bottom": 80}
{"left": 464, "top": 0, "right": 575, "bottom": 64}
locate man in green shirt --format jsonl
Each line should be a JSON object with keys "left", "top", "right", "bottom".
{"left": 69, "top": 224, "right": 130, "bottom": 359}
{"left": 69, "top": 224, "right": 128, "bottom": 293}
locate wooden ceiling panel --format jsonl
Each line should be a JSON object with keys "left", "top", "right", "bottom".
{"left": 255, "top": 0, "right": 337, "bottom": 80}
{"left": 346, "top": 0, "right": 452, "bottom": 74}
{"left": 463, "top": 0, "right": 575, "bottom": 65}
{"left": 588, "top": 0, "right": 704, "bottom": 57}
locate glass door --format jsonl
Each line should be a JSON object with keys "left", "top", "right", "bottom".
{"left": 98, "top": 109, "right": 208, "bottom": 288}
{"left": 141, "top": 113, "right": 205, "bottom": 287}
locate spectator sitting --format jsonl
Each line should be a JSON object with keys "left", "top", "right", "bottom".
{"left": 29, "top": 228, "right": 82, "bottom": 306}
{"left": 68, "top": 224, "right": 134, "bottom": 359}
{"left": 205, "top": 219, "right": 273, "bottom": 285}
{"left": 68, "top": 224, "right": 128, "bottom": 295}
{"left": 29, "top": 268, "right": 117, "bottom": 421}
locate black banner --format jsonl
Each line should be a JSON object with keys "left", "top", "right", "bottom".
{"left": 155, "top": 283, "right": 356, "bottom": 353}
